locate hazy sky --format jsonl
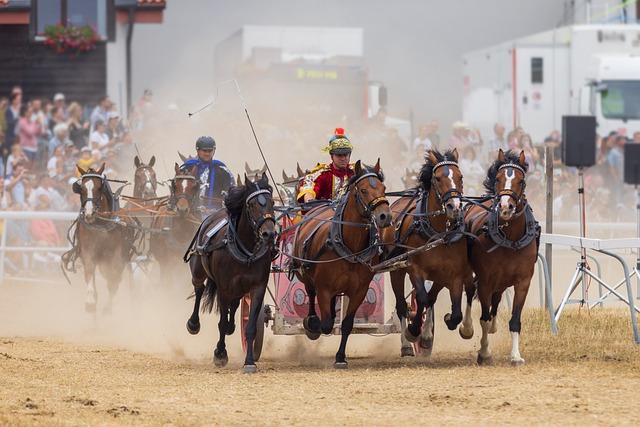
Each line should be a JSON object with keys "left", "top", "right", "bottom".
{"left": 133, "top": 0, "right": 568, "bottom": 131}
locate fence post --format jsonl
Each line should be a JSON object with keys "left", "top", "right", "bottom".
{"left": 545, "top": 144, "right": 554, "bottom": 307}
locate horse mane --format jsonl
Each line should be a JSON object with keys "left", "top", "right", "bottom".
{"left": 418, "top": 149, "right": 458, "bottom": 190}
{"left": 483, "top": 150, "right": 529, "bottom": 194}
{"left": 224, "top": 175, "right": 272, "bottom": 218}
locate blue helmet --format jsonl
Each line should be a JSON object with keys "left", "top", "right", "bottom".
{"left": 196, "top": 136, "right": 216, "bottom": 150}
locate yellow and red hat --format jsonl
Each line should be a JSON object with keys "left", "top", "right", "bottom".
{"left": 323, "top": 128, "right": 353, "bottom": 155}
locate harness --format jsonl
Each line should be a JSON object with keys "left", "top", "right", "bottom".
{"left": 394, "top": 160, "right": 465, "bottom": 247}
{"left": 169, "top": 174, "right": 200, "bottom": 211}
{"left": 298, "top": 172, "right": 388, "bottom": 266}
{"left": 184, "top": 188, "right": 276, "bottom": 271}
{"left": 470, "top": 163, "right": 540, "bottom": 252}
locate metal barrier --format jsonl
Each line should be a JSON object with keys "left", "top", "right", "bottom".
{"left": 0, "top": 211, "right": 77, "bottom": 284}
{"left": 537, "top": 233, "right": 640, "bottom": 344}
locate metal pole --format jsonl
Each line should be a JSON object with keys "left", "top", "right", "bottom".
{"left": 636, "top": 185, "right": 640, "bottom": 298}
{"left": 578, "top": 168, "right": 587, "bottom": 303}
{"left": 545, "top": 144, "right": 554, "bottom": 306}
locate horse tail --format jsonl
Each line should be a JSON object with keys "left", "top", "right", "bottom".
{"left": 202, "top": 277, "right": 218, "bottom": 313}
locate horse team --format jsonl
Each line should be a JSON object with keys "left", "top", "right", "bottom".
{"left": 66, "top": 148, "right": 539, "bottom": 373}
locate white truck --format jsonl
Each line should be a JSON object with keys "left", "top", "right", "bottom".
{"left": 462, "top": 24, "right": 640, "bottom": 142}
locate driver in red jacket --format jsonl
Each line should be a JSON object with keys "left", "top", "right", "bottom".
{"left": 297, "top": 128, "right": 355, "bottom": 203}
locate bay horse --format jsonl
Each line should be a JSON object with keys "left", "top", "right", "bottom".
{"left": 383, "top": 149, "right": 472, "bottom": 357}
{"left": 132, "top": 155, "right": 158, "bottom": 202}
{"left": 292, "top": 160, "right": 392, "bottom": 368}
{"left": 459, "top": 149, "right": 540, "bottom": 365}
{"left": 149, "top": 162, "right": 201, "bottom": 281}
{"left": 62, "top": 164, "right": 136, "bottom": 313}
{"left": 185, "top": 173, "right": 276, "bottom": 373}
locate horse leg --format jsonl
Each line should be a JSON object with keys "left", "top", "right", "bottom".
{"left": 509, "top": 279, "right": 531, "bottom": 366}
{"left": 477, "top": 281, "right": 493, "bottom": 365}
{"left": 459, "top": 278, "right": 476, "bottom": 339}
{"left": 243, "top": 286, "right": 267, "bottom": 373}
{"left": 390, "top": 269, "right": 414, "bottom": 357}
{"left": 83, "top": 259, "right": 97, "bottom": 313}
{"left": 444, "top": 278, "right": 464, "bottom": 331}
{"left": 489, "top": 291, "right": 502, "bottom": 334}
{"left": 318, "top": 289, "right": 335, "bottom": 336}
{"left": 419, "top": 282, "right": 444, "bottom": 352}
{"left": 405, "top": 274, "right": 427, "bottom": 341}
{"left": 213, "top": 300, "right": 229, "bottom": 367}
{"left": 334, "top": 287, "right": 368, "bottom": 369}
{"left": 226, "top": 298, "right": 240, "bottom": 335}
{"left": 303, "top": 284, "right": 321, "bottom": 334}
{"left": 186, "top": 278, "right": 207, "bottom": 335}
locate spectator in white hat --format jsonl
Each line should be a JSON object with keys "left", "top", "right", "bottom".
{"left": 53, "top": 93, "right": 67, "bottom": 119}
{"left": 106, "top": 110, "right": 125, "bottom": 143}
{"left": 48, "top": 122, "right": 71, "bottom": 158}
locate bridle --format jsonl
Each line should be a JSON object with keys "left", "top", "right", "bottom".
{"left": 494, "top": 163, "right": 527, "bottom": 206}
{"left": 171, "top": 174, "right": 199, "bottom": 209}
{"left": 430, "top": 160, "right": 462, "bottom": 207}
{"left": 351, "top": 172, "right": 389, "bottom": 218}
{"left": 244, "top": 187, "right": 276, "bottom": 236}
{"left": 134, "top": 165, "right": 157, "bottom": 198}
{"left": 79, "top": 173, "right": 105, "bottom": 212}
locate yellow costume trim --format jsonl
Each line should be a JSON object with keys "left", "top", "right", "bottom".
{"left": 322, "top": 137, "right": 353, "bottom": 153}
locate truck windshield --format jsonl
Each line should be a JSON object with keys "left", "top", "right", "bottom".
{"left": 601, "top": 80, "right": 640, "bottom": 120}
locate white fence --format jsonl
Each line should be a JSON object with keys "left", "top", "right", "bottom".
{"left": 0, "top": 211, "right": 77, "bottom": 284}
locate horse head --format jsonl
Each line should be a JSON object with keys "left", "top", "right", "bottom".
{"left": 350, "top": 159, "right": 392, "bottom": 229}
{"left": 421, "top": 149, "right": 463, "bottom": 220}
{"left": 226, "top": 172, "right": 276, "bottom": 244}
{"left": 172, "top": 162, "right": 199, "bottom": 216}
{"left": 487, "top": 149, "right": 528, "bottom": 221}
{"left": 133, "top": 155, "right": 157, "bottom": 200}
{"left": 75, "top": 163, "right": 106, "bottom": 224}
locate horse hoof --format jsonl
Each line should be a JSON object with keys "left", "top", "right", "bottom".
{"left": 444, "top": 313, "right": 458, "bottom": 331}
{"left": 477, "top": 354, "right": 493, "bottom": 366}
{"left": 213, "top": 349, "right": 228, "bottom": 367}
{"left": 419, "top": 336, "right": 433, "bottom": 351}
{"left": 225, "top": 323, "right": 235, "bottom": 335}
{"left": 186, "top": 319, "right": 200, "bottom": 335}
{"left": 334, "top": 361, "right": 348, "bottom": 369}
{"left": 459, "top": 326, "right": 474, "bottom": 340}
{"left": 304, "top": 329, "right": 321, "bottom": 341}
{"left": 401, "top": 346, "right": 415, "bottom": 357}
{"left": 303, "top": 315, "right": 321, "bottom": 333}
{"left": 510, "top": 358, "right": 525, "bottom": 366}
{"left": 243, "top": 364, "right": 257, "bottom": 374}
{"left": 489, "top": 322, "right": 498, "bottom": 334}
{"left": 404, "top": 327, "right": 419, "bottom": 343}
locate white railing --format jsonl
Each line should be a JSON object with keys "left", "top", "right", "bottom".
{"left": 0, "top": 211, "right": 77, "bottom": 284}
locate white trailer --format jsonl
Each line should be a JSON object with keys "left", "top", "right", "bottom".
{"left": 463, "top": 24, "right": 640, "bottom": 142}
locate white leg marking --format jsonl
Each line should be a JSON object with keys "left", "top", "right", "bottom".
{"left": 479, "top": 319, "right": 492, "bottom": 360}
{"left": 460, "top": 302, "right": 474, "bottom": 337}
{"left": 510, "top": 331, "right": 525, "bottom": 365}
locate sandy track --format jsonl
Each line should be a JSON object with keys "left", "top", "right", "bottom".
{"left": 2, "top": 309, "right": 640, "bottom": 426}
{"left": 1, "top": 281, "right": 640, "bottom": 425}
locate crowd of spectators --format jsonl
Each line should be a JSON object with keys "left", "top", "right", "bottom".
{"left": 409, "top": 120, "right": 638, "bottom": 223}
{"left": 0, "top": 85, "right": 152, "bottom": 274}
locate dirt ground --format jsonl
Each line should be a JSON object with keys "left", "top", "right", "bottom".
{"left": 1, "top": 281, "right": 640, "bottom": 426}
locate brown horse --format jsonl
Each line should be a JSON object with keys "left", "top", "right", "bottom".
{"left": 383, "top": 149, "right": 471, "bottom": 357}
{"left": 292, "top": 160, "right": 392, "bottom": 368}
{"left": 149, "top": 163, "right": 201, "bottom": 280}
{"left": 63, "top": 164, "right": 136, "bottom": 313}
{"left": 459, "top": 149, "right": 540, "bottom": 365}
{"left": 185, "top": 173, "right": 276, "bottom": 373}
{"left": 132, "top": 155, "right": 158, "bottom": 202}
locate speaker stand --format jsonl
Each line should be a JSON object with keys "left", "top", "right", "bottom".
{"left": 554, "top": 168, "right": 590, "bottom": 321}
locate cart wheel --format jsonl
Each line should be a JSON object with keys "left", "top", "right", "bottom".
{"left": 240, "top": 296, "right": 266, "bottom": 362}
{"left": 410, "top": 293, "right": 435, "bottom": 356}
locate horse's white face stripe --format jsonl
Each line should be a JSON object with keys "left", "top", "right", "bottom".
{"left": 447, "top": 169, "right": 456, "bottom": 190}
{"left": 181, "top": 179, "right": 187, "bottom": 192}
{"left": 445, "top": 168, "right": 461, "bottom": 210}
{"left": 500, "top": 168, "right": 515, "bottom": 208}
{"left": 84, "top": 179, "right": 94, "bottom": 215}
